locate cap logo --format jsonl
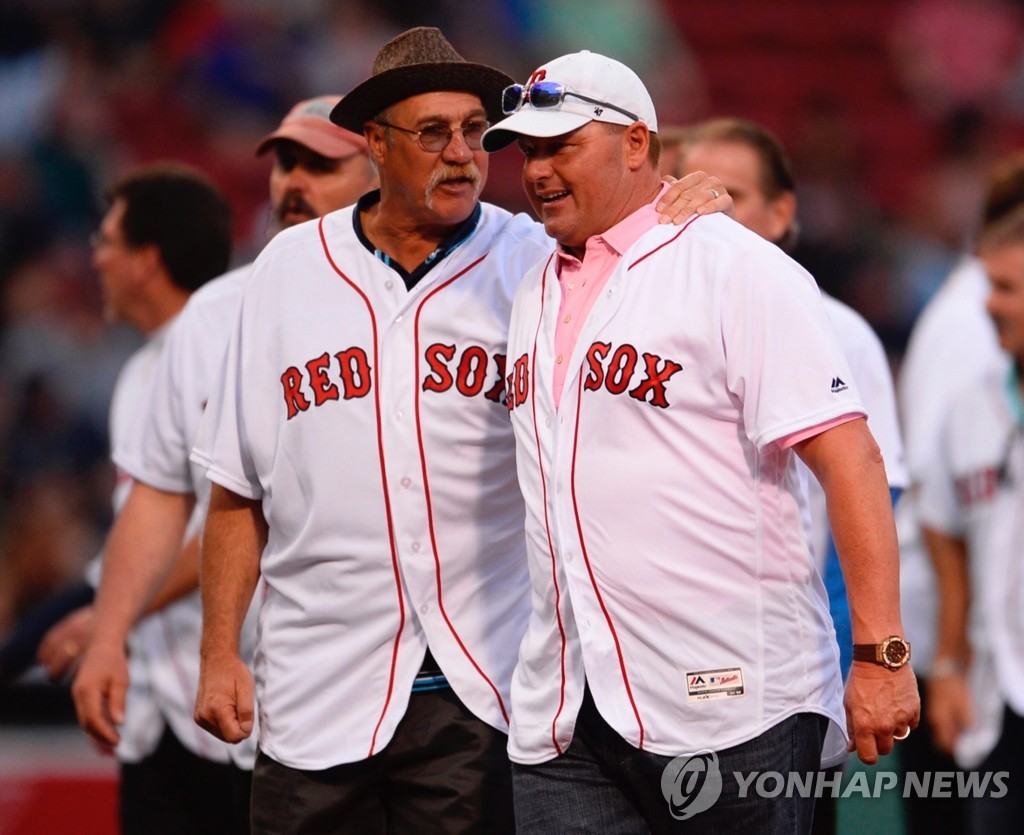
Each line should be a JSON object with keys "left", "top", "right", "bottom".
{"left": 301, "top": 99, "right": 335, "bottom": 119}
{"left": 593, "top": 107, "right": 603, "bottom": 116}
{"left": 528, "top": 68, "right": 547, "bottom": 85}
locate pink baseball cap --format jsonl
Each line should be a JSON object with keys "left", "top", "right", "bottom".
{"left": 256, "top": 96, "right": 368, "bottom": 158}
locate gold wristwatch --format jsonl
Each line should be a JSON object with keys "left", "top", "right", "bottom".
{"left": 852, "top": 635, "right": 911, "bottom": 670}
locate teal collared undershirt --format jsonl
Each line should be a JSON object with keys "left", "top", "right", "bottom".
{"left": 352, "top": 189, "right": 482, "bottom": 292}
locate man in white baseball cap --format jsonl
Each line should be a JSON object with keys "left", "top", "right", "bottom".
{"left": 482, "top": 50, "right": 658, "bottom": 151}
{"left": 488, "top": 50, "right": 919, "bottom": 833}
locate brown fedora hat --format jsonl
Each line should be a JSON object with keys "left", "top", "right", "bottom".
{"left": 330, "top": 27, "right": 514, "bottom": 133}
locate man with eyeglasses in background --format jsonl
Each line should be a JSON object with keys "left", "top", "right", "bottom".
{"left": 63, "top": 97, "right": 377, "bottom": 834}
{"left": 65, "top": 163, "right": 233, "bottom": 834}
{"left": 190, "top": 27, "right": 728, "bottom": 834}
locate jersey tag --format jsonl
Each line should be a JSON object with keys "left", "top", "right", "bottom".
{"left": 686, "top": 667, "right": 745, "bottom": 702}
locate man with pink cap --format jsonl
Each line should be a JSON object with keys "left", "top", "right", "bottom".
{"left": 69, "top": 96, "right": 377, "bottom": 834}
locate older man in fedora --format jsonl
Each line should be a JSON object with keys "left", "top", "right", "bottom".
{"left": 190, "top": 26, "right": 727, "bottom": 834}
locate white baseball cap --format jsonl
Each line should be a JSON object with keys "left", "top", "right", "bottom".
{"left": 482, "top": 50, "right": 658, "bottom": 152}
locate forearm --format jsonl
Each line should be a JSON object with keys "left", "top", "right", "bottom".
{"left": 796, "top": 419, "right": 904, "bottom": 641}
{"left": 200, "top": 483, "right": 265, "bottom": 659}
{"left": 922, "top": 525, "right": 970, "bottom": 666}
{"left": 143, "top": 532, "right": 200, "bottom": 614}
{"left": 90, "top": 482, "right": 194, "bottom": 649}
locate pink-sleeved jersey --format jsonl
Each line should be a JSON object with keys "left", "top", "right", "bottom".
{"left": 505, "top": 213, "right": 863, "bottom": 766}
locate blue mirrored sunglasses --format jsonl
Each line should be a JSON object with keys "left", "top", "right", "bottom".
{"left": 501, "top": 81, "right": 639, "bottom": 123}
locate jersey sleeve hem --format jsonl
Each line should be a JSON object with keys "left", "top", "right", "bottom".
{"left": 190, "top": 449, "right": 263, "bottom": 501}
{"left": 112, "top": 450, "right": 193, "bottom": 495}
{"left": 754, "top": 403, "right": 867, "bottom": 450}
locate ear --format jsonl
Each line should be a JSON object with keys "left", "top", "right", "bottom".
{"left": 365, "top": 122, "right": 389, "bottom": 166}
{"left": 131, "top": 243, "right": 163, "bottom": 285}
{"left": 623, "top": 122, "right": 651, "bottom": 171}
{"left": 766, "top": 191, "right": 797, "bottom": 244}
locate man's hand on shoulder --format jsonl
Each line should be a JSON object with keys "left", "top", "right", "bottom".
{"left": 658, "top": 170, "right": 733, "bottom": 224}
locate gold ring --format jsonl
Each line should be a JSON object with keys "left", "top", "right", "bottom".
{"left": 710, "top": 188, "right": 720, "bottom": 199}
{"left": 63, "top": 641, "right": 79, "bottom": 657}
{"left": 894, "top": 727, "right": 910, "bottom": 741}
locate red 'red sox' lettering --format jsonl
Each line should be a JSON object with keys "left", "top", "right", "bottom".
{"left": 506, "top": 354, "right": 530, "bottom": 411}
{"left": 584, "top": 341, "right": 683, "bottom": 408}
{"left": 422, "top": 343, "right": 506, "bottom": 403}
{"left": 281, "top": 347, "right": 372, "bottom": 419}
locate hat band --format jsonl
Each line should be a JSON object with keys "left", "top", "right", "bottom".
{"left": 501, "top": 81, "right": 639, "bottom": 123}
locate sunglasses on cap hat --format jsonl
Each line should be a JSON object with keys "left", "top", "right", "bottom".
{"left": 501, "top": 81, "right": 639, "bottom": 123}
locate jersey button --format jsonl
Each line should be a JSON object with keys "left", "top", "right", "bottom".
{"left": 400, "top": 477, "right": 412, "bottom": 488}
{"left": 411, "top": 542, "right": 422, "bottom": 553}
{"left": 395, "top": 314, "right": 403, "bottom": 324}
{"left": 420, "top": 604, "right": 429, "bottom": 614}
{"left": 385, "top": 280, "right": 394, "bottom": 290}
{"left": 555, "top": 354, "right": 563, "bottom": 364}
{"left": 394, "top": 411, "right": 403, "bottom": 421}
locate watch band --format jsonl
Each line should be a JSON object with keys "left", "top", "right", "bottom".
{"left": 852, "top": 644, "right": 880, "bottom": 664}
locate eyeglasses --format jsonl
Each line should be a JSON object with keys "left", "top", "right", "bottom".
{"left": 501, "top": 81, "right": 639, "bottom": 122}
{"left": 89, "top": 231, "right": 127, "bottom": 250}
{"left": 374, "top": 119, "right": 490, "bottom": 152}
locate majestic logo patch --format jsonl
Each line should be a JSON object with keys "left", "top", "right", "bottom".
{"left": 686, "top": 667, "right": 745, "bottom": 702}
{"left": 830, "top": 376, "right": 848, "bottom": 393}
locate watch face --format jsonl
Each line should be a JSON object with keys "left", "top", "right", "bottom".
{"left": 882, "top": 639, "right": 909, "bottom": 667}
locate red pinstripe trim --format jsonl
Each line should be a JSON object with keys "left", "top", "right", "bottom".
{"left": 412, "top": 252, "right": 510, "bottom": 725}
{"left": 318, "top": 217, "right": 405, "bottom": 756}
{"left": 627, "top": 217, "right": 696, "bottom": 271}
{"left": 543, "top": 219, "right": 694, "bottom": 749}
{"left": 530, "top": 255, "right": 568, "bottom": 755}
{"left": 569, "top": 373, "right": 645, "bottom": 748}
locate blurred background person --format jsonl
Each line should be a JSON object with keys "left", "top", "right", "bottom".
{"left": 895, "top": 152, "right": 1024, "bottom": 835}
{"left": 917, "top": 195, "right": 1024, "bottom": 834}
{"left": 677, "top": 118, "right": 909, "bottom": 835}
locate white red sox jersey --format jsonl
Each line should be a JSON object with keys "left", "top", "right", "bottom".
{"left": 896, "top": 256, "right": 1008, "bottom": 671}
{"left": 918, "top": 365, "right": 1024, "bottom": 767}
{"left": 504, "top": 213, "right": 864, "bottom": 766}
{"left": 191, "top": 203, "right": 552, "bottom": 770}
{"left": 803, "top": 294, "right": 908, "bottom": 567}
{"left": 103, "top": 325, "right": 174, "bottom": 764}
{"left": 113, "top": 265, "right": 258, "bottom": 769}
